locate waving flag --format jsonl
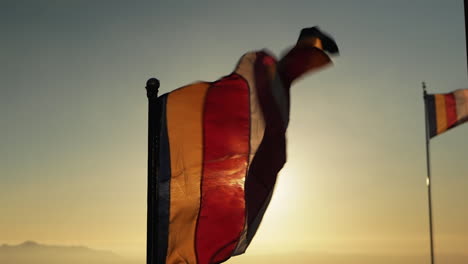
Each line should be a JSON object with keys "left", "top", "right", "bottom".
{"left": 153, "top": 27, "right": 339, "bottom": 264}
{"left": 426, "top": 89, "right": 468, "bottom": 138}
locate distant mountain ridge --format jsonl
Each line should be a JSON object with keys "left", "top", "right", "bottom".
{"left": 2, "top": 240, "right": 106, "bottom": 251}
{"left": 3, "top": 241, "right": 467, "bottom": 264}
{"left": 0, "top": 241, "right": 141, "bottom": 264}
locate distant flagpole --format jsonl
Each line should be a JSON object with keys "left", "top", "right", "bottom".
{"left": 465, "top": 0, "right": 468, "bottom": 76}
{"left": 146, "top": 78, "right": 160, "bottom": 264}
{"left": 422, "top": 82, "right": 435, "bottom": 264}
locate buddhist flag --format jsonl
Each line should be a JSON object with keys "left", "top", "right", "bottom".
{"left": 153, "top": 27, "right": 338, "bottom": 264}
{"left": 426, "top": 89, "right": 468, "bottom": 138}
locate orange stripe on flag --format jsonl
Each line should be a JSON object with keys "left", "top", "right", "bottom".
{"left": 166, "top": 82, "right": 210, "bottom": 264}
{"left": 435, "top": 94, "right": 447, "bottom": 135}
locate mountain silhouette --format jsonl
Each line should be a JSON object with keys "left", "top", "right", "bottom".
{"left": 0, "top": 241, "right": 141, "bottom": 264}
{"left": 2, "top": 241, "right": 467, "bottom": 264}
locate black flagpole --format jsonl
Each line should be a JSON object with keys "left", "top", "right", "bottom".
{"left": 146, "top": 78, "right": 160, "bottom": 264}
{"left": 422, "top": 82, "right": 435, "bottom": 264}
{"left": 465, "top": 0, "right": 468, "bottom": 76}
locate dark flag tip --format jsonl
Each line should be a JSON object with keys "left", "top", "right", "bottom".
{"left": 298, "top": 26, "right": 339, "bottom": 55}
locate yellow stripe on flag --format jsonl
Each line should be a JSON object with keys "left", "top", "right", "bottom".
{"left": 166, "top": 82, "right": 210, "bottom": 264}
{"left": 435, "top": 94, "right": 447, "bottom": 134}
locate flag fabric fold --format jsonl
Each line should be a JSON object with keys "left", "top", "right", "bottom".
{"left": 154, "top": 26, "right": 338, "bottom": 264}
{"left": 426, "top": 89, "right": 468, "bottom": 138}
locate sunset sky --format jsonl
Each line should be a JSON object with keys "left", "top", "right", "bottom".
{"left": 1, "top": 0, "right": 468, "bottom": 263}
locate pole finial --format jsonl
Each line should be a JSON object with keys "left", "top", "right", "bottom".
{"left": 146, "top": 78, "right": 160, "bottom": 99}
{"left": 422, "top": 81, "right": 427, "bottom": 96}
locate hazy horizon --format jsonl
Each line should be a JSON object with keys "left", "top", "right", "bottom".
{"left": 2, "top": 241, "right": 468, "bottom": 264}
{"left": 1, "top": 0, "right": 468, "bottom": 263}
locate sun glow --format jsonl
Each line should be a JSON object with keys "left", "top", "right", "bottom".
{"left": 268, "top": 166, "right": 299, "bottom": 213}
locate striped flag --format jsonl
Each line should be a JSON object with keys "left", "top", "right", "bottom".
{"left": 426, "top": 89, "right": 468, "bottom": 138}
{"left": 154, "top": 27, "right": 338, "bottom": 264}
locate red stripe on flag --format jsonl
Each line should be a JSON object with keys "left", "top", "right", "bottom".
{"left": 279, "top": 46, "right": 331, "bottom": 86}
{"left": 445, "top": 93, "right": 458, "bottom": 129}
{"left": 196, "top": 74, "right": 250, "bottom": 264}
